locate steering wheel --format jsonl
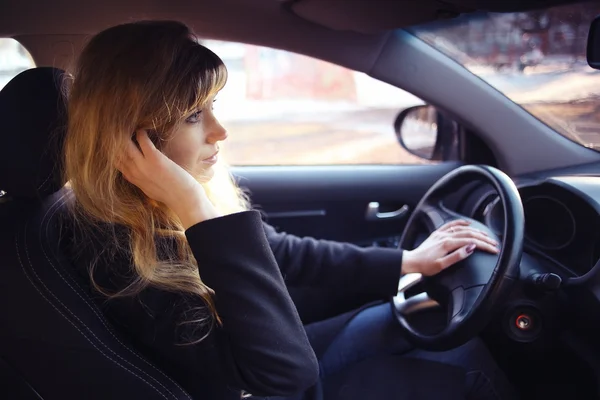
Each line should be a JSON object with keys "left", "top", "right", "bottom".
{"left": 392, "top": 165, "right": 524, "bottom": 351}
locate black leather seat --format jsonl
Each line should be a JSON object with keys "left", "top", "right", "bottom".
{"left": 0, "top": 68, "right": 192, "bottom": 399}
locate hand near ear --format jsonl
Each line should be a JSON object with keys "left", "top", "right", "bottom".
{"left": 116, "top": 130, "right": 220, "bottom": 229}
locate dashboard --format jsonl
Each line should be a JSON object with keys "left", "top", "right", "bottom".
{"left": 469, "top": 176, "right": 600, "bottom": 281}
{"left": 455, "top": 175, "right": 600, "bottom": 386}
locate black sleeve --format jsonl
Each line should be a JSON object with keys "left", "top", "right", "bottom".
{"left": 264, "top": 223, "right": 403, "bottom": 298}
{"left": 96, "top": 211, "right": 318, "bottom": 398}
{"left": 183, "top": 211, "right": 318, "bottom": 395}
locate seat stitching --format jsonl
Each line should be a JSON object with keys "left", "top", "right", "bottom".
{"left": 36, "top": 172, "right": 52, "bottom": 191}
{"left": 45, "top": 194, "right": 191, "bottom": 398}
{"left": 15, "top": 223, "right": 169, "bottom": 400}
{"left": 30, "top": 195, "right": 186, "bottom": 400}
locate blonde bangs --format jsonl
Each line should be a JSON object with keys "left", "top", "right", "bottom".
{"left": 185, "top": 56, "right": 228, "bottom": 118}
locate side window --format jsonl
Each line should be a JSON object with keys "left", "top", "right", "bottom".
{"left": 0, "top": 39, "right": 35, "bottom": 197}
{"left": 205, "top": 41, "right": 437, "bottom": 166}
{"left": 0, "top": 39, "right": 35, "bottom": 90}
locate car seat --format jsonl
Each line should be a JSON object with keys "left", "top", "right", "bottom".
{"left": 0, "top": 67, "right": 192, "bottom": 399}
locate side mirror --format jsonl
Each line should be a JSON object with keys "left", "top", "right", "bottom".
{"left": 588, "top": 14, "right": 600, "bottom": 70}
{"left": 394, "top": 105, "right": 459, "bottom": 161}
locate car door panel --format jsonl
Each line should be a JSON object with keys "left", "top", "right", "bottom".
{"left": 233, "top": 162, "right": 462, "bottom": 246}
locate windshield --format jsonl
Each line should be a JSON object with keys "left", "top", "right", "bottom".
{"left": 411, "top": 2, "right": 600, "bottom": 151}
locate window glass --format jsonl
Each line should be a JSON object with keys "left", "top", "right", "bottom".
{"left": 0, "top": 39, "right": 35, "bottom": 90}
{"left": 412, "top": 3, "right": 600, "bottom": 151}
{"left": 205, "top": 41, "right": 433, "bottom": 165}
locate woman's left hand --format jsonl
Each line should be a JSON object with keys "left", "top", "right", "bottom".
{"left": 401, "top": 220, "right": 499, "bottom": 277}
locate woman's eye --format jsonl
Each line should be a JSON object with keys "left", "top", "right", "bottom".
{"left": 185, "top": 111, "right": 202, "bottom": 123}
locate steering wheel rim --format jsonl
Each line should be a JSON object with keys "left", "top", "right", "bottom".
{"left": 392, "top": 165, "right": 524, "bottom": 351}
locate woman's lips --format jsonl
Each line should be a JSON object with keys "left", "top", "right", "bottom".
{"left": 202, "top": 152, "right": 219, "bottom": 164}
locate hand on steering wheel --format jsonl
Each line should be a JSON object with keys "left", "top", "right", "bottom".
{"left": 402, "top": 220, "right": 500, "bottom": 277}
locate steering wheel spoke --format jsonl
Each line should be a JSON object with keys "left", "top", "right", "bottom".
{"left": 420, "top": 202, "right": 455, "bottom": 232}
{"left": 393, "top": 273, "right": 441, "bottom": 316}
{"left": 450, "top": 285, "right": 485, "bottom": 320}
{"left": 394, "top": 292, "right": 441, "bottom": 316}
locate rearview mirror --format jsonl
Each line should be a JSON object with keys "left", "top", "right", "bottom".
{"left": 394, "top": 105, "right": 460, "bottom": 161}
{"left": 588, "top": 14, "right": 600, "bottom": 69}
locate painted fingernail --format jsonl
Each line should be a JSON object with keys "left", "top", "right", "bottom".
{"left": 466, "top": 243, "right": 476, "bottom": 254}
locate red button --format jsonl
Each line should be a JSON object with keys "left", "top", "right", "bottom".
{"left": 515, "top": 314, "right": 532, "bottom": 330}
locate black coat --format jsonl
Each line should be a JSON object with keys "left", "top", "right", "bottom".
{"left": 68, "top": 211, "right": 404, "bottom": 399}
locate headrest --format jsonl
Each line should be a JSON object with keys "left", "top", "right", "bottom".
{"left": 0, "top": 67, "right": 68, "bottom": 199}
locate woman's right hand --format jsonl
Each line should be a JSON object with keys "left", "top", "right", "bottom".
{"left": 116, "top": 130, "right": 220, "bottom": 228}
{"left": 401, "top": 220, "right": 499, "bottom": 277}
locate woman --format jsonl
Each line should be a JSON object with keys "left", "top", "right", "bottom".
{"left": 63, "top": 20, "right": 514, "bottom": 400}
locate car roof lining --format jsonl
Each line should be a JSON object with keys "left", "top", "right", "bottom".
{"left": 285, "top": 0, "right": 586, "bottom": 34}
{"left": 2, "top": 0, "right": 593, "bottom": 74}
{"left": 0, "top": 0, "right": 589, "bottom": 37}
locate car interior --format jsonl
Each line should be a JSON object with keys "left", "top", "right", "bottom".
{"left": 2, "top": 0, "right": 600, "bottom": 399}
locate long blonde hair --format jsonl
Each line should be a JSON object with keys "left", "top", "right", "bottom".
{"left": 63, "top": 20, "right": 248, "bottom": 339}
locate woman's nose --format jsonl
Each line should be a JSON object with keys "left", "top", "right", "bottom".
{"left": 206, "top": 119, "right": 228, "bottom": 144}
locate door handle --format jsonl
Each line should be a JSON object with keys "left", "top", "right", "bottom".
{"left": 365, "top": 202, "right": 410, "bottom": 221}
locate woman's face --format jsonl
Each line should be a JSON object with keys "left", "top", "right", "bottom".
{"left": 162, "top": 95, "right": 227, "bottom": 182}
